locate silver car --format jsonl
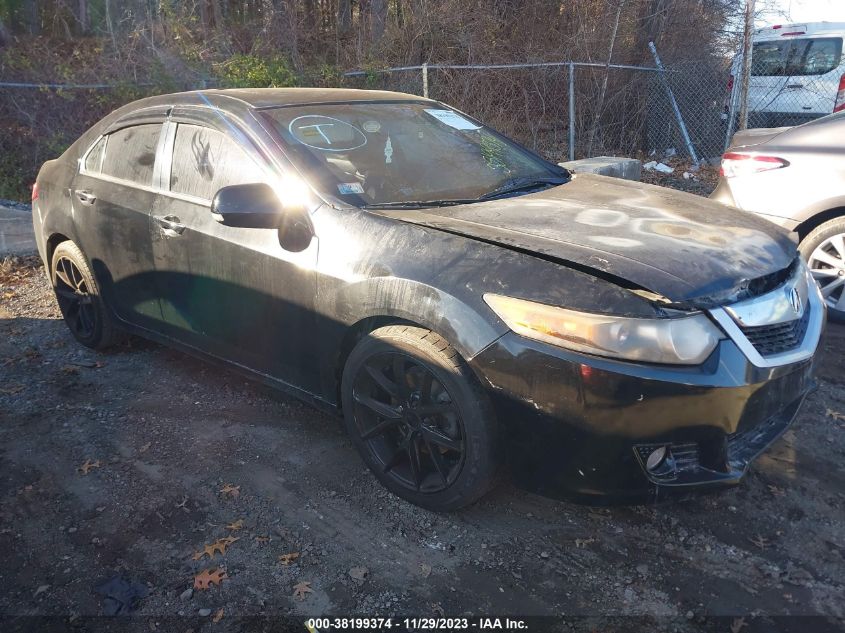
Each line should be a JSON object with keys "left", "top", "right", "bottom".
{"left": 712, "top": 111, "right": 845, "bottom": 321}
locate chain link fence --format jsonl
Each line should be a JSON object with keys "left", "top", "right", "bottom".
{"left": 3, "top": 45, "right": 840, "bottom": 200}
{"left": 344, "top": 58, "right": 736, "bottom": 167}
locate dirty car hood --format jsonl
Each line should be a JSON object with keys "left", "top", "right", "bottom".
{"left": 376, "top": 174, "right": 796, "bottom": 304}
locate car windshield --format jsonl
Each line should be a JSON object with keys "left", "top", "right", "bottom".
{"left": 262, "top": 101, "right": 567, "bottom": 207}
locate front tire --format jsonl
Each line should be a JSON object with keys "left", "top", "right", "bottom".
{"left": 341, "top": 326, "right": 499, "bottom": 511}
{"left": 800, "top": 217, "right": 845, "bottom": 322}
{"left": 51, "top": 241, "right": 120, "bottom": 349}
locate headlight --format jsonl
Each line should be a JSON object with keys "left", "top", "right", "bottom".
{"left": 484, "top": 294, "right": 723, "bottom": 365}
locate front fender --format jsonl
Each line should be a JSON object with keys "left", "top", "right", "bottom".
{"left": 316, "top": 275, "right": 509, "bottom": 408}
{"left": 332, "top": 275, "right": 507, "bottom": 361}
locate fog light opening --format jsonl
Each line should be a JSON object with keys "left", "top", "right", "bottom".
{"left": 646, "top": 446, "right": 668, "bottom": 472}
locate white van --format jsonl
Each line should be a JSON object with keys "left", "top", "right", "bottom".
{"left": 726, "top": 22, "right": 845, "bottom": 128}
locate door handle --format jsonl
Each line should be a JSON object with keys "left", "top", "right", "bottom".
{"left": 154, "top": 215, "right": 186, "bottom": 235}
{"left": 75, "top": 189, "right": 96, "bottom": 205}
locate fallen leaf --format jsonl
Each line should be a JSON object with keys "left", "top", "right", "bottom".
{"left": 193, "top": 568, "right": 228, "bottom": 590}
{"left": 750, "top": 534, "right": 770, "bottom": 549}
{"left": 254, "top": 535, "right": 271, "bottom": 544}
{"left": 826, "top": 409, "right": 845, "bottom": 422}
{"left": 278, "top": 552, "right": 300, "bottom": 566}
{"left": 0, "top": 384, "right": 24, "bottom": 395}
{"left": 69, "top": 360, "right": 99, "bottom": 369}
{"left": 138, "top": 442, "right": 151, "bottom": 454}
{"left": 575, "top": 538, "right": 595, "bottom": 548}
{"left": 194, "top": 537, "right": 240, "bottom": 560}
{"left": 349, "top": 566, "right": 368, "bottom": 581}
{"left": 767, "top": 484, "right": 786, "bottom": 497}
{"left": 731, "top": 616, "right": 747, "bottom": 633}
{"left": 213, "top": 608, "right": 224, "bottom": 623}
{"left": 33, "top": 584, "right": 50, "bottom": 598}
{"left": 292, "top": 581, "right": 312, "bottom": 601}
{"left": 225, "top": 519, "right": 244, "bottom": 531}
{"left": 78, "top": 459, "right": 101, "bottom": 475}
{"left": 219, "top": 484, "right": 240, "bottom": 499}
{"left": 175, "top": 496, "right": 189, "bottom": 510}
{"left": 419, "top": 563, "right": 432, "bottom": 578}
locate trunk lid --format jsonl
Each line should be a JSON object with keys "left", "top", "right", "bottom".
{"left": 729, "top": 126, "right": 792, "bottom": 149}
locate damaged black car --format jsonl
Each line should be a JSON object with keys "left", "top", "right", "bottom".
{"left": 32, "top": 88, "right": 825, "bottom": 510}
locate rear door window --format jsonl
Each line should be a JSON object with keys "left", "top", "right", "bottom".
{"left": 752, "top": 37, "right": 843, "bottom": 76}
{"left": 169, "top": 124, "right": 266, "bottom": 201}
{"left": 101, "top": 124, "right": 161, "bottom": 186}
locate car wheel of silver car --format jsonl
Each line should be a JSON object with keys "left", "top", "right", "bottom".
{"left": 51, "top": 241, "right": 120, "bottom": 349}
{"left": 341, "top": 325, "right": 500, "bottom": 511}
{"left": 800, "top": 217, "right": 845, "bottom": 323}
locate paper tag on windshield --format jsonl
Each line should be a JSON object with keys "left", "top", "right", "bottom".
{"left": 337, "top": 182, "right": 364, "bottom": 195}
{"left": 424, "top": 109, "right": 481, "bottom": 130}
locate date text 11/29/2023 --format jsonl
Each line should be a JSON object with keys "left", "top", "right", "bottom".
{"left": 305, "top": 617, "right": 529, "bottom": 630}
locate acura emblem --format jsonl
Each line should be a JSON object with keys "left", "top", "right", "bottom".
{"left": 788, "top": 287, "right": 802, "bottom": 314}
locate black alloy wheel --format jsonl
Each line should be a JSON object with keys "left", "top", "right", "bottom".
{"left": 50, "top": 240, "right": 119, "bottom": 349}
{"left": 342, "top": 325, "right": 499, "bottom": 511}
{"left": 352, "top": 351, "right": 465, "bottom": 493}
{"left": 54, "top": 255, "right": 97, "bottom": 341}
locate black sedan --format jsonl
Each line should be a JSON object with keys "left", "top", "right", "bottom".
{"left": 32, "top": 88, "right": 825, "bottom": 510}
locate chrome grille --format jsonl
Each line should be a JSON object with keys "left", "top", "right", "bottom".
{"left": 738, "top": 304, "right": 811, "bottom": 357}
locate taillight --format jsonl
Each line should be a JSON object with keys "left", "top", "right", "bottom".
{"left": 720, "top": 152, "right": 789, "bottom": 178}
{"left": 835, "top": 75, "right": 845, "bottom": 113}
{"left": 31, "top": 182, "right": 39, "bottom": 201}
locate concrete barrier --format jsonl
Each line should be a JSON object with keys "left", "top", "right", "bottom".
{"left": 0, "top": 205, "right": 36, "bottom": 256}
{"left": 558, "top": 156, "right": 642, "bottom": 181}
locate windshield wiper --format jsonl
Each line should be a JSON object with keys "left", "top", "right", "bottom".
{"left": 361, "top": 175, "right": 568, "bottom": 210}
{"left": 478, "top": 176, "right": 568, "bottom": 200}
{"left": 362, "top": 199, "right": 477, "bottom": 210}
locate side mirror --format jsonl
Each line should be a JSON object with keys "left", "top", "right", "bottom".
{"left": 211, "top": 183, "right": 285, "bottom": 228}
{"left": 211, "top": 182, "right": 314, "bottom": 252}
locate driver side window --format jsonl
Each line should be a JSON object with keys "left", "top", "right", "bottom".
{"left": 170, "top": 124, "right": 266, "bottom": 201}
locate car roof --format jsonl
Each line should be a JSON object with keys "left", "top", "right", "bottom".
{"left": 754, "top": 22, "right": 845, "bottom": 40}
{"left": 129, "top": 87, "right": 429, "bottom": 112}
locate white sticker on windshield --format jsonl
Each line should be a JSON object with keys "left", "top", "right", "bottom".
{"left": 424, "top": 109, "right": 481, "bottom": 130}
{"left": 337, "top": 182, "right": 365, "bottom": 195}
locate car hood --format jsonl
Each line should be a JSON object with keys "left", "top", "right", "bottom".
{"left": 375, "top": 174, "right": 796, "bottom": 305}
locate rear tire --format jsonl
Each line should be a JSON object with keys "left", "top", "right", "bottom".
{"left": 341, "top": 325, "right": 499, "bottom": 511}
{"left": 51, "top": 241, "right": 120, "bottom": 350}
{"left": 800, "top": 217, "right": 845, "bottom": 323}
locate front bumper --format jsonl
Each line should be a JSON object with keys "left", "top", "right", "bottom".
{"left": 470, "top": 333, "right": 820, "bottom": 503}
{"left": 470, "top": 268, "right": 826, "bottom": 503}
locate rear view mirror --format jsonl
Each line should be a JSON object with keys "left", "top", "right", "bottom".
{"left": 211, "top": 183, "right": 284, "bottom": 228}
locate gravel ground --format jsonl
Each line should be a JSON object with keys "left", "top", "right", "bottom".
{"left": 1, "top": 253, "right": 844, "bottom": 632}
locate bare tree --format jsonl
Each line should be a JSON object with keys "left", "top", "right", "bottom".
{"left": 338, "top": 0, "right": 352, "bottom": 34}
{"left": 586, "top": 0, "right": 626, "bottom": 155}
{"left": 0, "top": 14, "right": 10, "bottom": 46}
{"left": 738, "top": 0, "right": 755, "bottom": 130}
{"left": 371, "top": 0, "right": 387, "bottom": 43}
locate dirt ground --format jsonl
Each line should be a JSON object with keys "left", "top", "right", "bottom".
{"left": 1, "top": 256, "right": 844, "bottom": 632}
